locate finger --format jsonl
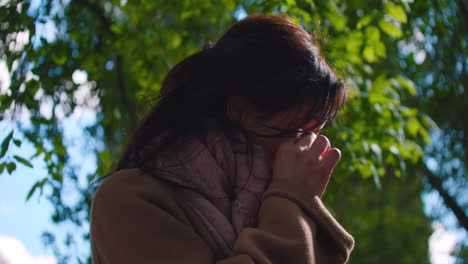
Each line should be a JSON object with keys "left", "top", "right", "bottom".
{"left": 295, "top": 132, "right": 317, "bottom": 151}
{"left": 322, "top": 148, "right": 341, "bottom": 171}
{"left": 320, "top": 143, "right": 331, "bottom": 160}
{"left": 308, "top": 135, "right": 330, "bottom": 160}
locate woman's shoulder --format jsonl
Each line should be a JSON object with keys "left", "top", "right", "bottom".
{"left": 94, "top": 168, "right": 168, "bottom": 198}
{"left": 91, "top": 168, "right": 187, "bottom": 220}
{"left": 90, "top": 168, "right": 218, "bottom": 263}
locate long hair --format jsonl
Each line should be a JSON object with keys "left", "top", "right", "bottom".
{"left": 105, "top": 15, "right": 347, "bottom": 184}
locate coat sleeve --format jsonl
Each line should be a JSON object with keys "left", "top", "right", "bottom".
{"left": 90, "top": 174, "right": 354, "bottom": 264}
{"left": 220, "top": 178, "right": 354, "bottom": 264}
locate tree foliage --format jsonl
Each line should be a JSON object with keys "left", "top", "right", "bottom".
{"left": 1, "top": 0, "right": 466, "bottom": 263}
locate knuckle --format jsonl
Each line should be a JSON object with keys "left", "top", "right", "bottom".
{"left": 333, "top": 148, "right": 341, "bottom": 156}
{"left": 309, "top": 132, "right": 318, "bottom": 142}
{"left": 317, "top": 135, "right": 330, "bottom": 145}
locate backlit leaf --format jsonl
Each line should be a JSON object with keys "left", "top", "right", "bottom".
{"left": 379, "top": 20, "right": 403, "bottom": 38}
{"left": 13, "top": 155, "right": 33, "bottom": 168}
{"left": 385, "top": 2, "right": 407, "bottom": 23}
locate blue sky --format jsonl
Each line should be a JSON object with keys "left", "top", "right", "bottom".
{"left": 0, "top": 124, "right": 57, "bottom": 263}
{"left": 0, "top": 106, "right": 97, "bottom": 263}
{"left": 0, "top": 140, "right": 55, "bottom": 257}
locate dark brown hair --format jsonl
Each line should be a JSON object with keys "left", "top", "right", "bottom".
{"left": 113, "top": 14, "right": 347, "bottom": 176}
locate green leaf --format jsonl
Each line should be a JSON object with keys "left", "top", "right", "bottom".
{"left": 375, "top": 41, "right": 387, "bottom": 57}
{"left": 52, "top": 53, "right": 67, "bottom": 65}
{"left": 357, "top": 13, "right": 374, "bottom": 29}
{"left": 346, "top": 32, "right": 364, "bottom": 53}
{"left": 419, "top": 127, "right": 431, "bottom": 144}
{"left": 26, "top": 182, "right": 39, "bottom": 201}
{"left": 371, "top": 164, "right": 381, "bottom": 189}
{"left": 396, "top": 75, "right": 417, "bottom": 96}
{"left": 385, "top": 2, "right": 407, "bottom": 23}
{"left": 407, "top": 118, "right": 420, "bottom": 136}
{"left": 13, "top": 139, "right": 21, "bottom": 147}
{"left": 26, "top": 178, "right": 49, "bottom": 201}
{"left": 31, "top": 117, "right": 51, "bottom": 125}
{"left": 169, "top": 34, "right": 182, "bottom": 49}
{"left": 379, "top": 20, "right": 403, "bottom": 38}
{"left": 6, "top": 162, "right": 16, "bottom": 174}
{"left": 52, "top": 172, "right": 63, "bottom": 182}
{"left": 399, "top": 158, "right": 407, "bottom": 178}
{"left": 111, "top": 24, "right": 123, "bottom": 34}
{"left": 31, "top": 147, "right": 45, "bottom": 159}
{"left": 370, "top": 143, "right": 383, "bottom": 163}
{"left": 0, "top": 162, "right": 5, "bottom": 174}
{"left": 365, "top": 26, "right": 381, "bottom": 42}
{"left": 0, "top": 131, "right": 14, "bottom": 158}
{"left": 13, "top": 155, "right": 33, "bottom": 168}
{"left": 38, "top": 177, "right": 49, "bottom": 189}
{"left": 45, "top": 152, "right": 52, "bottom": 162}
{"left": 56, "top": 145, "right": 67, "bottom": 156}
{"left": 330, "top": 14, "right": 347, "bottom": 31}
{"left": 420, "top": 114, "right": 440, "bottom": 131}
{"left": 363, "top": 45, "right": 377, "bottom": 62}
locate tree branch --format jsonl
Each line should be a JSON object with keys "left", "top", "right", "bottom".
{"left": 73, "top": 0, "right": 113, "bottom": 35}
{"left": 115, "top": 55, "right": 136, "bottom": 127}
{"left": 421, "top": 163, "right": 468, "bottom": 232}
{"left": 455, "top": 0, "right": 468, "bottom": 21}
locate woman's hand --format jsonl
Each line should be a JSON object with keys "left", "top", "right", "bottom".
{"left": 272, "top": 133, "right": 341, "bottom": 198}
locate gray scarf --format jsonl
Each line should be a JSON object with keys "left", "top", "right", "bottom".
{"left": 148, "top": 130, "right": 271, "bottom": 255}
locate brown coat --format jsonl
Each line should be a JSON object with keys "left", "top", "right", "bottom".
{"left": 90, "top": 168, "right": 354, "bottom": 263}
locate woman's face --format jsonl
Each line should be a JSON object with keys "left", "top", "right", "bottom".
{"left": 227, "top": 96, "right": 323, "bottom": 168}
{"left": 251, "top": 111, "right": 323, "bottom": 168}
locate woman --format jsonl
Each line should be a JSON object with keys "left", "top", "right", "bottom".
{"left": 90, "top": 15, "right": 354, "bottom": 263}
